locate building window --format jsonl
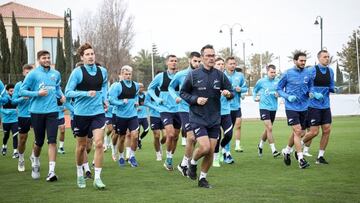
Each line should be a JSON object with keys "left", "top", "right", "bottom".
{"left": 24, "top": 37, "right": 35, "bottom": 64}
{"left": 42, "top": 37, "right": 59, "bottom": 64}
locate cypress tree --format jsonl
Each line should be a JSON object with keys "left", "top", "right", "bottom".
{"left": 10, "top": 12, "right": 22, "bottom": 82}
{"left": 55, "top": 30, "right": 66, "bottom": 87}
{"left": 0, "top": 14, "right": 11, "bottom": 81}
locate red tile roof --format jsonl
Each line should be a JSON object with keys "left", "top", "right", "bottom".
{"left": 0, "top": 1, "right": 62, "bottom": 20}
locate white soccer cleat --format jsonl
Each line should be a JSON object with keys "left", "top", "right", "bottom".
{"left": 18, "top": 160, "right": 25, "bottom": 172}
{"left": 156, "top": 153, "right": 162, "bottom": 161}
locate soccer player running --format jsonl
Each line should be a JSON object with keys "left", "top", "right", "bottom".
{"left": 213, "top": 57, "right": 234, "bottom": 167}
{"left": 277, "top": 52, "right": 313, "bottom": 169}
{"left": 137, "top": 83, "right": 149, "bottom": 149}
{"left": 253, "top": 64, "right": 281, "bottom": 157}
{"left": 181, "top": 45, "right": 234, "bottom": 188}
{"left": 12, "top": 64, "right": 33, "bottom": 171}
{"left": 301, "top": 50, "right": 335, "bottom": 164}
{"left": 144, "top": 86, "right": 166, "bottom": 161}
{"left": 224, "top": 57, "right": 248, "bottom": 152}
{"left": 20, "top": 50, "right": 65, "bottom": 181}
{"left": 65, "top": 43, "right": 108, "bottom": 189}
{"left": 148, "top": 55, "right": 181, "bottom": 171}
{"left": 168, "top": 51, "right": 201, "bottom": 176}
{"left": 109, "top": 65, "right": 140, "bottom": 167}
{"left": 1, "top": 84, "right": 19, "bottom": 158}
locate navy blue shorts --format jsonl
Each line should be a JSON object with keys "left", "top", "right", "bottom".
{"left": 73, "top": 113, "right": 106, "bottom": 138}
{"left": 307, "top": 107, "right": 332, "bottom": 126}
{"left": 160, "top": 112, "right": 181, "bottom": 129}
{"left": 71, "top": 119, "right": 74, "bottom": 132}
{"left": 115, "top": 116, "right": 139, "bottom": 135}
{"left": 138, "top": 118, "right": 149, "bottom": 131}
{"left": 105, "top": 117, "right": 112, "bottom": 125}
{"left": 31, "top": 112, "right": 58, "bottom": 147}
{"left": 230, "top": 108, "right": 242, "bottom": 125}
{"left": 58, "top": 118, "right": 65, "bottom": 126}
{"left": 18, "top": 117, "right": 31, "bottom": 134}
{"left": 191, "top": 123, "right": 220, "bottom": 139}
{"left": 285, "top": 110, "right": 308, "bottom": 130}
{"left": 112, "top": 114, "right": 117, "bottom": 129}
{"left": 150, "top": 116, "right": 164, "bottom": 130}
{"left": 259, "top": 109, "right": 277, "bottom": 123}
{"left": 3, "top": 122, "right": 19, "bottom": 135}
{"left": 178, "top": 112, "right": 192, "bottom": 132}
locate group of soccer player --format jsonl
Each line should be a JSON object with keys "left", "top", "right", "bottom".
{"left": 0, "top": 42, "right": 334, "bottom": 189}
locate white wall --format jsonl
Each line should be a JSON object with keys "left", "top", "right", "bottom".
{"left": 241, "top": 94, "right": 360, "bottom": 119}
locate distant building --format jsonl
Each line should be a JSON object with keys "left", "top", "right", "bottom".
{"left": 0, "top": 1, "right": 63, "bottom": 65}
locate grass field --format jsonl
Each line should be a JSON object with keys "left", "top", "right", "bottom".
{"left": 0, "top": 116, "right": 359, "bottom": 203}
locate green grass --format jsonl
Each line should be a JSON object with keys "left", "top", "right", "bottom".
{"left": 0, "top": 116, "right": 359, "bottom": 203}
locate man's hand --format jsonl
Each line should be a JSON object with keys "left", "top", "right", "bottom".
{"left": 221, "top": 90, "right": 231, "bottom": 98}
{"left": 60, "top": 96, "right": 66, "bottom": 103}
{"left": 88, "top": 90, "right": 96, "bottom": 97}
{"left": 287, "top": 95, "right": 297, "bottom": 102}
{"left": 38, "top": 89, "right": 48, "bottom": 96}
{"left": 175, "top": 97, "right": 182, "bottom": 104}
{"left": 254, "top": 96, "right": 260, "bottom": 102}
{"left": 123, "top": 98, "right": 128, "bottom": 104}
{"left": 197, "top": 97, "right": 208, "bottom": 105}
{"left": 235, "top": 86, "right": 241, "bottom": 93}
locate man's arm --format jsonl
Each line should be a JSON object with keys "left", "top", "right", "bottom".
{"left": 180, "top": 72, "right": 198, "bottom": 105}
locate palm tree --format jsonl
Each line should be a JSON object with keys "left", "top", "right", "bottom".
{"left": 287, "top": 49, "right": 311, "bottom": 62}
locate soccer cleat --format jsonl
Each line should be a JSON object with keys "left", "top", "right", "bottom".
{"left": 257, "top": 145, "right": 263, "bottom": 157}
{"left": 156, "top": 153, "right": 162, "bottom": 161}
{"left": 294, "top": 151, "right": 299, "bottom": 161}
{"left": 57, "top": 147, "right": 65, "bottom": 154}
{"left": 31, "top": 165, "right": 40, "bottom": 179}
{"left": 118, "top": 157, "right": 126, "bottom": 167}
{"left": 283, "top": 153, "right": 291, "bottom": 166}
{"left": 84, "top": 171, "right": 92, "bottom": 180}
{"left": 212, "top": 157, "right": 220, "bottom": 167}
{"left": 163, "top": 158, "right": 173, "bottom": 171}
{"left": 272, "top": 151, "right": 281, "bottom": 158}
{"left": 299, "top": 158, "right": 310, "bottom": 169}
{"left": 181, "top": 137, "right": 186, "bottom": 146}
{"left": 177, "top": 164, "right": 188, "bottom": 177}
{"left": 2, "top": 147, "right": 7, "bottom": 156}
{"left": 18, "top": 160, "right": 25, "bottom": 172}
{"left": 77, "top": 176, "right": 86, "bottom": 188}
{"left": 198, "top": 178, "right": 212, "bottom": 188}
{"left": 235, "top": 145, "right": 244, "bottom": 152}
{"left": 187, "top": 163, "right": 197, "bottom": 180}
{"left": 303, "top": 152, "right": 313, "bottom": 157}
{"left": 224, "top": 154, "right": 234, "bottom": 164}
{"left": 93, "top": 178, "right": 106, "bottom": 190}
{"left": 103, "top": 145, "right": 108, "bottom": 152}
{"left": 12, "top": 152, "right": 19, "bottom": 159}
{"left": 128, "top": 156, "right": 138, "bottom": 167}
{"left": 219, "top": 152, "right": 225, "bottom": 162}
{"left": 46, "top": 173, "right": 58, "bottom": 182}
{"left": 315, "top": 156, "right": 329, "bottom": 164}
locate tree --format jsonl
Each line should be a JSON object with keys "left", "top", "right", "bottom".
{"left": 72, "top": 35, "right": 81, "bottom": 66}
{"left": 10, "top": 12, "right": 25, "bottom": 82}
{"left": 64, "top": 16, "right": 72, "bottom": 81}
{"left": 218, "top": 47, "right": 243, "bottom": 65}
{"left": 132, "top": 49, "right": 151, "bottom": 86}
{"left": 55, "top": 30, "right": 66, "bottom": 88}
{"left": 0, "top": 14, "right": 11, "bottom": 82}
{"left": 20, "top": 36, "right": 27, "bottom": 67}
{"left": 337, "top": 30, "right": 359, "bottom": 93}
{"left": 249, "top": 51, "right": 275, "bottom": 87}
{"left": 335, "top": 60, "right": 343, "bottom": 87}
{"left": 79, "top": 0, "right": 135, "bottom": 82}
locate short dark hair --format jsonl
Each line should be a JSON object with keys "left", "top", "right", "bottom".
{"left": 215, "top": 57, "right": 224, "bottom": 62}
{"left": 22, "top": 64, "right": 33, "bottom": 71}
{"left": 317, "top": 50, "right": 328, "bottom": 58}
{"left": 200, "top": 44, "right": 214, "bottom": 56}
{"left": 225, "top": 56, "right": 236, "bottom": 63}
{"left": 266, "top": 64, "right": 276, "bottom": 71}
{"left": 189, "top": 51, "right": 200, "bottom": 59}
{"left": 78, "top": 43, "right": 93, "bottom": 56}
{"left": 293, "top": 52, "right": 307, "bottom": 60}
{"left": 37, "top": 50, "right": 50, "bottom": 60}
{"left": 6, "top": 84, "right": 14, "bottom": 90}
{"left": 166, "top": 55, "right": 177, "bottom": 61}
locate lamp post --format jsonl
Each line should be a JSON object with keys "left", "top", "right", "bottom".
{"left": 235, "top": 39, "right": 253, "bottom": 77}
{"left": 219, "top": 23, "right": 244, "bottom": 56}
{"left": 314, "top": 16, "right": 323, "bottom": 50}
{"left": 65, "top": 8, "right": 73, "bottom": 70}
